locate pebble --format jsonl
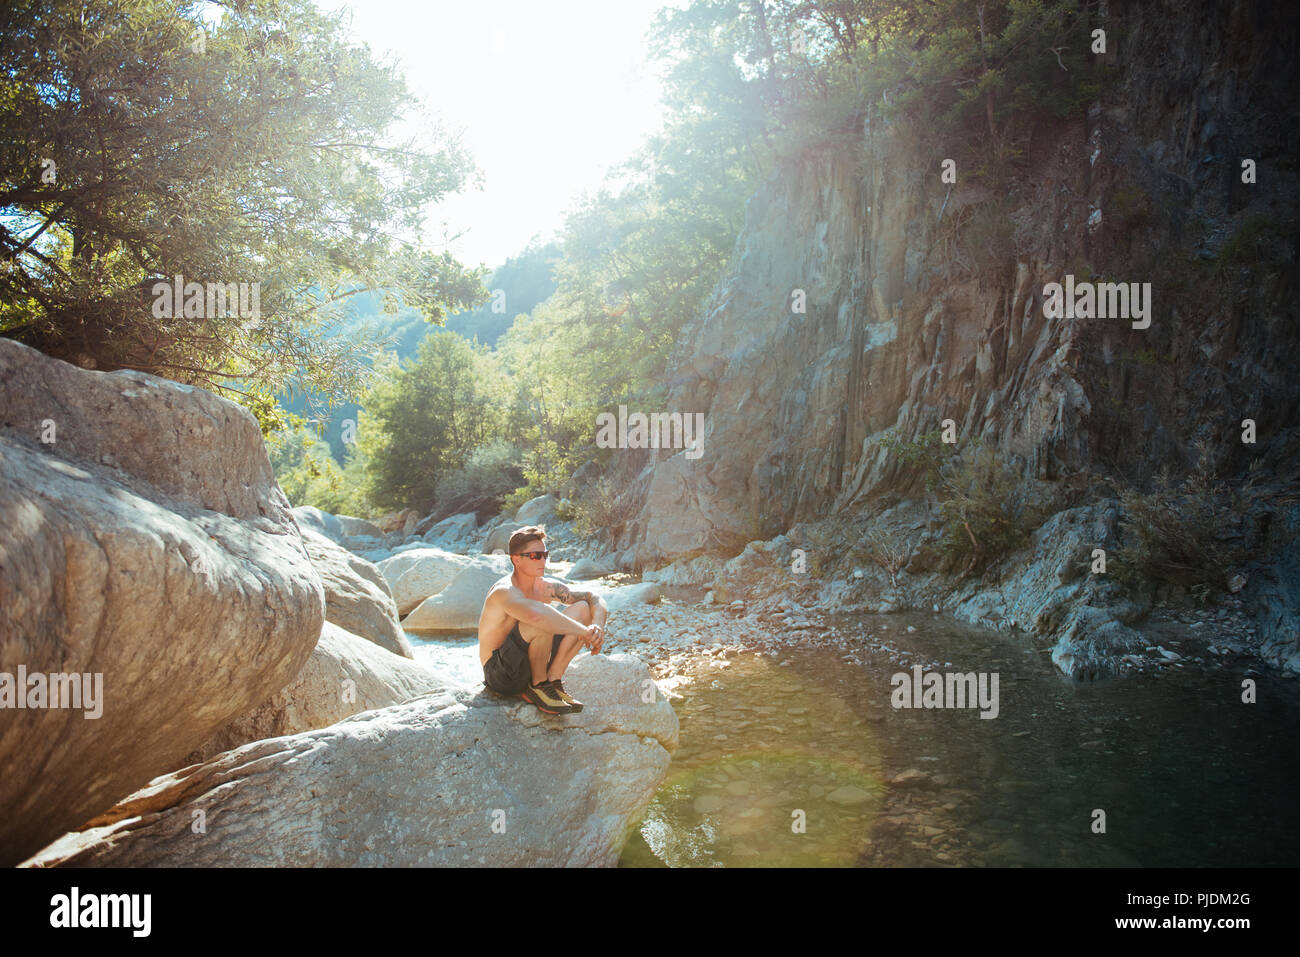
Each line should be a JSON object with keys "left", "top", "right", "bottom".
{"left": 826, "top": 786, "right": 872, "bottom": 805}
{"left": 890, "top": 769, "right": 932, "bottom": 787}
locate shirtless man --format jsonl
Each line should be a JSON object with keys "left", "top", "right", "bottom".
{"left": 478, "top": 525, "right": 609, "bottom": 714}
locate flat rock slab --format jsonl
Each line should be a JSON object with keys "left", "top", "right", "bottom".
{"left": 24, "top": 653, "right": 678, "bottom": 867}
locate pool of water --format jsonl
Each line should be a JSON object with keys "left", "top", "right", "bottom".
{"left": 406, "top": 630, "right": 480, "bottom": 686}
{"left": 619, "top": 610, "right": 1300, "bottom": 867}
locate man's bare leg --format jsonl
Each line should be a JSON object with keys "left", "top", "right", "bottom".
{"left": 546, "top": 602, "right": 591, "bottom": 682}
{"left": 519, "top": 601, "right": 591, "bottom": 684}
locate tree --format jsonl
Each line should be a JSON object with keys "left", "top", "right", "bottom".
{"left": 356, "top": 331, "right": 505, "bottom": 512}
{"left": 268, "top": 421, "right": 370, "bottom": 515}
{"left": 0, "top": 0, "right": 488, "bottom": 425}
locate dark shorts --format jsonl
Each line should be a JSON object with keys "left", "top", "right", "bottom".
{"left": 483, "top": 624, "right": 564, "bottom": 696}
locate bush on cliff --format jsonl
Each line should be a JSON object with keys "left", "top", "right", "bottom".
{"left": 1112, "top": 441, "right": 1268, "bottom": 598}
{"left": 880, "top": 429, "right": 1050, "bottom": 575}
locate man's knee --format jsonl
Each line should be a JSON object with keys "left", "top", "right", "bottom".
{"left": 564, "top": 601, "right": 592, "bottom": 624}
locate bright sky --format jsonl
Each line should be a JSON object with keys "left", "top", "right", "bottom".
{"left": 324, "top": 0, "right": 681, "bottom": 270}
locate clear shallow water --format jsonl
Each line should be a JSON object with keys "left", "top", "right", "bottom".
{"left": 619, "top": 611, "right": 1300, "bottom": 868}
{"left": 407, "top": 631, "right": 480, "bottom": 687}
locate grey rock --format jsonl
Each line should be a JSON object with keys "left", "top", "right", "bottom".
{"left": 300, "top": 528, "right": 412, "bottom": 658}
{"left": 184, "top": 622, "right": 450, "bottom": 764}
{"left": 337, "top": 515, "right": 385, "bottom": 539}
{"left": 604, "top": 581, "right": 663, "bottom": 617}
{"left": 422, "top": 511, "right": 478, "bottom": 547}
{"left": 0, "top": 338, "right": 324, "bottom": 866}
{"left": 24, "top": 654, "right": 677, "bottom": 867}
{"left": 401, "top": 555, "right": 513, "bottom": 633}
{"left": 569, "top": 556, "right": 617, "bottom": 580}
{"left": 293, "top": 505, "right": 344, "bottom": 544}
{"left": 483, "top": 522, "right": 526, "bottom": 555}
{"left": 376, "top": 547, "right": 475, "bottom": 617}
{"left": 514, "top": 494, "right": 559, "bottom": 526}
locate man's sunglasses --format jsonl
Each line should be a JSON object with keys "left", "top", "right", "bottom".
{"left": 514, "top": 550, "right": 549, "bottom": 560}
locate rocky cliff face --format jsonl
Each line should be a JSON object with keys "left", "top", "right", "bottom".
{"left": 624, "top": 0, "right": 1296, "bottom": 539}
{"left": 608, "top": 0, "right": 1299, "bottom": 672}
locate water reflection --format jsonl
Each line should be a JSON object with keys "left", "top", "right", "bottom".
{"left": 621, "top": 611, "right": 1300, "bottom": 867}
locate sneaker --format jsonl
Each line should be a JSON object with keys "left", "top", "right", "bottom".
{"left": 545, "top": 679, "right": 583, "bottom": 713}
{"left": 520, "top": 681, "right": 573, "bottom": 715}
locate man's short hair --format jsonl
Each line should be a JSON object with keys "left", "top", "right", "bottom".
{"left": 508, "top": 525, "right": 547, "bottom": 554}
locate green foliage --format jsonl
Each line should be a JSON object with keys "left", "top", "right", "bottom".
{"left": 567, "top": 476, "right": 636, "bottom": 543}
{"left": 879, "top": 428, "right": 950, "bottom": 492}
{"left": 1112, "top": 441, "right": 1263, "bottom": 595}
{"left": 880, "top": 429, "right": 1048, "bottom": 572}
{"left": 848, "top": 526, "right": 915, "bottom": 586}
{"left": 356, "top": 332, "right": 505, "bottom": 512}
{"left": 432, "top": 439, "right": 525, "bottom": 518}
{"left": 444, "top": 242, "right": 560, "bottom": 347}
{"left": 879, "top": 0, "right": 1110, "bottom": 182}
{"left": 269, "top": 423, "right": 370, "bottom": 516}
{"left": 245, "top": 390, "right": 306, "bottom": 440}
{"left": 933, "top": 442, "right": 1050, "bottom": 571}
{"left": 0, "top": 0, "right": 486, "bottom": 415}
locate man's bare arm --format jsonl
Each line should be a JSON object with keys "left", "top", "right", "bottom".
{"left": 501, "top": 590, "right": 594, "bottom": 638}
{"left": 546, "top": 579, "right": 608, "bottom": 644}
{"left": 545, "top": 579, "right": 607, "bottom": 618}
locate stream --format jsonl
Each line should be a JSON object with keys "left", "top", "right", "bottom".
{"left": 409, "top": 607, "right": 1300, "bottom": 868}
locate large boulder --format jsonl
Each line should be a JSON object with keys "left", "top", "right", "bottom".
{"left": 515, "top": 494, "right": 559, "bottom": 526}
{"left": 300, "top": 528, "right": 413, "bottom": 658}
{"left": 183, "top": 622, "right": 451, "bottom": 764}
{"left": 347, "top": 537, "right": 394, "bottom": 563}
{"left": 482, "top": 521, "right": 526, "bottom": 555}
{"left": 604, "top": 581, "right": 662, "bottom": 617}
{"left": 422, "top": 511, "right": 478, "bottom": 547}
{"left": 569, "top": 556, "right": 618, "bottom": 580}
{"left": 337, "top": 514, "right": 385, "bottom": 539}
{"left": 401, "top": 555, "right": 513, "bottom": 634}
{"left": 25, "top": 653, "right": 678, "bottom": 867}
{"left": 377, "top": 548, "right": 475, "bottom": 617}
{"left": 643, "top": 554, "right": 726, "bottom": 587}
{"left": 293, "top": 505, "right": 344, "bottom": 544}
{"left": 0, "top": 338, "right": 324, "bottom": 867}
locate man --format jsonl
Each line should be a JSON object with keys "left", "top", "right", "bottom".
{"left": 478, "top": 525, "right": 609, "bottom": 715}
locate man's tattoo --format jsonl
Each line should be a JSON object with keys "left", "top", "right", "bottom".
{"left": 549, "top": 579, "right": 597, "bottom": 606}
